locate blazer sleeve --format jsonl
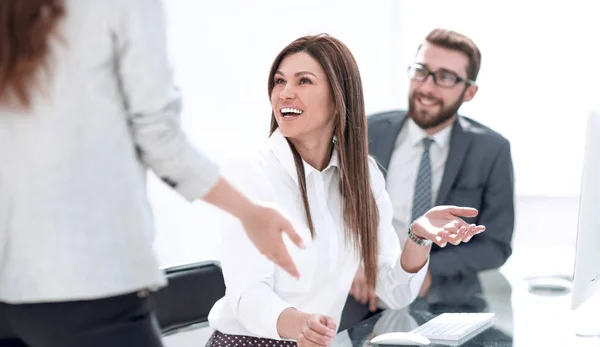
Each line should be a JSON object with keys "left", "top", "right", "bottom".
{"left": 429, "top": 141, "right": 515, "bottom": 278}
{"left": 114, "top": 0, "right": 220, "bottom": 201}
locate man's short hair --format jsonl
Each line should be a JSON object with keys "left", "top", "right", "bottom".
{"left": 423, "top": 28, "right": 482, "bottom": 82}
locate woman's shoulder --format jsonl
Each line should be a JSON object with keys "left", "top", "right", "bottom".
{"left": 222, "top": 142, "right": 271, "bottom": 173}
{"left": 221, "top": 144, "right": 275, "bottom": 196}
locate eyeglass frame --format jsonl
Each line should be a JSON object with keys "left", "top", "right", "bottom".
{"left": 407, "top": 63, "right": 476, "bottom": 88}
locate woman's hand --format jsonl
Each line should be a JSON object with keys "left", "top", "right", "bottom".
{"left": 239, "top": 201, "right": 305, "bottom": 278}
{"left": 296, "top": 314, "right": 337, "bottom": 347}
{"left": 349, "top": 266, "right": 378, "bottom": 312}
{"left": 412, "top": 205, "right": 485, "bottom": 247}
{"left": 202, "top": 177, "right": 305, "bottom": 278}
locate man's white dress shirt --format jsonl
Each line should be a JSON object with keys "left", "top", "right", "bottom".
{"left": 208, "top": 129, "right": 428, "bottom": 340}
{"left": 385, "top": 118, "right": 452, "bottom": 245}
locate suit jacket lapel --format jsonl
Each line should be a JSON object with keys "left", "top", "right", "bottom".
{"left": 370, "top": 112, "right": 407, "bottom": 177}
{"left": 436, "top": 117, "right": 473, "bottom": 204}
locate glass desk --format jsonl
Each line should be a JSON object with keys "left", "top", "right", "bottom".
{"left": 162, "top": 249, "right": 600, "bottom": 347}
{"left": 331, "top": 269, "right": 600, "bottom": 347}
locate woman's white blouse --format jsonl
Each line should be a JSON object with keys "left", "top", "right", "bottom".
{"left": 208, "top": 129, "right": 428, "bottom": 339}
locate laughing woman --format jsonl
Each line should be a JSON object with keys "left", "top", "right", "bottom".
{"left": 206, "top": 34, "right": 485, "bottom": 347}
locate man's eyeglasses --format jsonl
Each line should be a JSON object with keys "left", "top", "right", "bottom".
{"left": 407, "top": 64, "right": 475, "bottom": 88}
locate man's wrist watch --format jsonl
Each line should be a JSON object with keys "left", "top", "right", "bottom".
{"left": 408, "top": 221, "right": 432, "bottom": 247}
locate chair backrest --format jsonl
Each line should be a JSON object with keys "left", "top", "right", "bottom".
{"left": 151, "top": 260, "right": 226, "bottom": 335}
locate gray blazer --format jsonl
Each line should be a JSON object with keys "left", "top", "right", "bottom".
{"left": 368, "top": 110, "right": 515, "bottom": 289}
{"left": 0, "top": 0, "right": 219, "bottom": 303}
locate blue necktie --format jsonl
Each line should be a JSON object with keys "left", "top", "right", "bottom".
{"left": 411, "top": 138, "right": 434, "bottom": 223}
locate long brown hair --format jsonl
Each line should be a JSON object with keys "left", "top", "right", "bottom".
{"left": 0, "top": 0, "right": 65, "bottom": 107}
{"left": 268, "top": 34, "right": 379, "bottom": 290}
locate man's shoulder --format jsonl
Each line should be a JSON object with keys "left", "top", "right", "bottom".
{"left": 460, "top": 116, "right": 510, "bottom": 149}
{"left": 367, "top": 110, "right": 407, "bottom": 126}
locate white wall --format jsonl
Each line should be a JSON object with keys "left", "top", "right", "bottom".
{"left": 396, "top": 0, "right": 600, "bottom": 197}
{"left": 153, "top": 1, "right": 600, "bottom": 267}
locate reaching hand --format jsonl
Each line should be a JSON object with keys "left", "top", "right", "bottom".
{"left": 412, "top": 205, "right": 486, "bottom": 248}
{"left": 297, "top": 314, "right": 337, "bottom": 347}
{"left": 240, "top": 201, "right": 305, "bottom": 278}
{"left": 349, "top": 266, "right": 378, "bottom": 312}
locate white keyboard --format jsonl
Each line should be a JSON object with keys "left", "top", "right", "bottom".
{"left": 410, "top": 313, "right": 495, "bottom": 342}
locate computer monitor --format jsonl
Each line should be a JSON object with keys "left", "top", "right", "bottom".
{"left": 571, "top": 110, "right": 600, "bottom": 336}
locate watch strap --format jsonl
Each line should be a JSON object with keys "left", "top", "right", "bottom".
{"left": 408, "top": 222, "right": 432, "bottom": 247}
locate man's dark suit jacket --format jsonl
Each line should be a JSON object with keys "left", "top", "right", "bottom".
{"left": 368, "top": 110, "right": 515, "bottom": 300}
{"left": 339, "top": 110, "right": 515, "bottom": 330}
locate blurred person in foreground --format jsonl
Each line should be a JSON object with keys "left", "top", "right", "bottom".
{"left": 0, "top": 1, "right": 305, "bottom": 346}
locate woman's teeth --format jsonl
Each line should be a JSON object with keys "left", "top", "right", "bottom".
{"left": 281, "top": 107, "right": 304, "bottom": 116}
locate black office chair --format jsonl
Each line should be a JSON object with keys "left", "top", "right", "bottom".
{"left": 151, "top": 260, "right": 226, "bottom": 336}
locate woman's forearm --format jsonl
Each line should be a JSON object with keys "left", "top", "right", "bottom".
{"left": 277, "top": 308, "right": 308, "bottom": 340}
{"left": 202, "top": 176, "right": 256, "bottom": 220}
{"left": 400, "top": 237, "right": 431, "bottom": 273}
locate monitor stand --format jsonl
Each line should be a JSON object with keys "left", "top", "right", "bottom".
{"left": 572, "top": 292, "right": 600, "bottom": 337}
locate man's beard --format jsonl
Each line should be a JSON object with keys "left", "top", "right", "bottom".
{"left": 408, "top": 91, "right": 464, "bottom": 130}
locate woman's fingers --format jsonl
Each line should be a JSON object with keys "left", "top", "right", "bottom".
{"left": 443, "top": 223, "right": 486, "bottom": 245}
{"left": 464, "top": 224, "right": 485, "bottom": 242}
{"left": 302, "top": 328, "right": 332, "bottom": 346}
